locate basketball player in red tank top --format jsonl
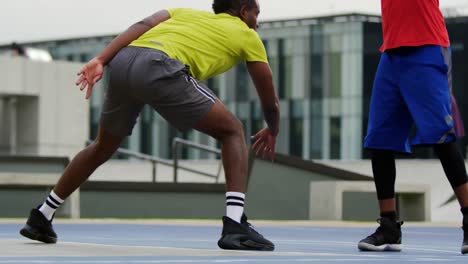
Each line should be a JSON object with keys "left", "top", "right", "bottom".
{"left": 360, "top": 0, "right": 468, "bottom": 254}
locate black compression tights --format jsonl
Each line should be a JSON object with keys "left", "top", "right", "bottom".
{"left": 371, "top": 149, "right": 396, "bottom": 200}
{"left": 433, "top": 142, "right": 468, "bottom": 189}
{"left": 372, "top": 143, "right": 468, "bottom": 201}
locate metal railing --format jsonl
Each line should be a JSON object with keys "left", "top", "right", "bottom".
{"left": 86, "top": 140, "right": 173, "bottom": 183}
{"left": 86, "top": 138, "right": 223, "bottom": 183}
{"left": 172, "top": 137, "right": 223, "bottom": 183}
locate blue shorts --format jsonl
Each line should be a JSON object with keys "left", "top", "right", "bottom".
{"left": 364, "top": 45, "right": 456, "bottom": 153}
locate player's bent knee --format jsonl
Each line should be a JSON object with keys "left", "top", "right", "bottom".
{"left": 214, "top": 119, "right": 244, "bottom": 141}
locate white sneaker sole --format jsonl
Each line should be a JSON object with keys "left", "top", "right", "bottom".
{"left": 461, "top": 244, "right": 468, "bottom": 254}
{"left": 358, "top": 242, "right": 402, "bottom": 252}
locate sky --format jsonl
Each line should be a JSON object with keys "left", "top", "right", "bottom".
{"left": 2, "top": 0, "right": 468, "bottom": 45}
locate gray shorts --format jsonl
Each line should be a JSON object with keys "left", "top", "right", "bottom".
{"left": 100, "top": 46, "right": 217, "bottom": 137}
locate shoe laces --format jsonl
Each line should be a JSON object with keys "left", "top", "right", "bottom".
{"left": 368, "top": 218, "right": 402, "bottom": 240}
{"left": 368, "top": 220, "right": 384, "bottom": 240}
{"left": 242, "top": 219, "right": 263, "bottom": 237}
{"left": 241, "top": 213, "right": 266, "bottom": 238}
{"left": 245, "top": 221, "right": 259, "bottom": 233}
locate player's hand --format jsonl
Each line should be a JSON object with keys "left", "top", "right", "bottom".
{"left": 76, "top": 57, "right": 104, "bottom": 99}
{"left": 251, "top": 127, "right": 277, "bottom": 161}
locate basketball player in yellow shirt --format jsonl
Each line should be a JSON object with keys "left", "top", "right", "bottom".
{"left": 20, "top": 0, "right": 279, "bottom": 251}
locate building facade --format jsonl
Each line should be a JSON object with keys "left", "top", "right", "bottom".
{"left": 0, "top": 57, "right": 88, "bottom": 157}
{"left": 5, "top": 13, "right": 468, "bottom": 160}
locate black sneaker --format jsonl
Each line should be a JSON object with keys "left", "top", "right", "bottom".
{"left": 19, "top": 208, "right": 57, "bottom": 244}
{"left": 462, "top": 215, "right": 468, "bottom": 254}
{"left": 218, "top": 214, "right": 274, "bottom": 251}
{"left": 358, "top": 217, "right": 403, "bottom": 252}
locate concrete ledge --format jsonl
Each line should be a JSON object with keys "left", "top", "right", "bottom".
{"left": 246, "top": 153, "right": 374, "bottom": 220}
{"left": 261, "top": 153, "right": 373, "bottom": 181}
{"left": 81, "top": 181, "right": 225, "bottom": 193}
{"left": 0, "top": 172, "right": 61, "bottom": 186}
{"left": 0, "top": 156, "right": 79, "bottom": 219}
{"left": 309, "top": 181, "right": 431, "bottom": 221}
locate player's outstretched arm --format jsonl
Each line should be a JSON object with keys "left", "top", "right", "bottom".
{"left": 95, "top": 10, "right": 171, "bottom": 65}
{"left": 247, "top": 61, "right": 280, "bottom": 161}
{"left": 76, "top": 10, "right": 171, "bottom": 99}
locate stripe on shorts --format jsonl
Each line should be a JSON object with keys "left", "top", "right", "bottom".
{"left": 189, "top": 76, "right": 216, "bottom": 103}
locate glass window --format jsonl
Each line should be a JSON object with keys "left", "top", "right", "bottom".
{"left": 236, "top": 101, "right": 251, "bottom": 140}
{"left": 309, "top": 100, "right": 323, "bottom": 159}
{"left": 289, "top": 99, "right": 304, "bottom": 157}
{"left": 330, "top": 117, "right": 341, "bottom": 159}
{"left": 269, "top": 54, "right": 278, "bottom": 90}
{"left": 310, "top": 30, "right": 324, "bottom": 100}
{"left": 278, "top": 39, "right": 290, "bottom": 99}
{"left": 310, "top": 54, "right": 323, "bottom": 99}
{"left": 168, "top": 126, "right": 180, "bottom": 159}
{"left": 329, "top": 52, "right": 342, "bottom": 98}
{"left": 207, "top": 77, "right": 220, "bottom": 97}
{"left": 235, "top": 65, "right": 249, "bottom": 102}
{"left": 181, "top": 130, "right": 195, "bottom": 159}
{"left": 250, "top": 101, "right": 264, "bottom": 135}
{"left": 79, "top": 53, "right": 89, "bottom": 62}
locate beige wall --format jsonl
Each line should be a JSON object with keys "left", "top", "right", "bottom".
{"left": 0, "top": 57, "right": 89, "bottom": 158}
{"left": 317, "top": 159, "right": 468, "bottom": 223}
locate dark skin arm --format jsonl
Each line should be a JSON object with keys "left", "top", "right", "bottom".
{"left": 75, "top": 10, "right": 171, "bottom": 99}
{"left": 247, "top": 61, "right": 280, "bottom": 161}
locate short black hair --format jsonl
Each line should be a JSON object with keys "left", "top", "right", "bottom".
{"left": 212, "top": 0, "right": 257, "bottom": 14}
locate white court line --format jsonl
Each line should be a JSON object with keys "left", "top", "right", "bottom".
{"left": 0, "top": 258, "right": 460, "bottom": 263}
{"left": 35, "top": 241, "right": 407, "bottom": 258}
{"left": 409, "top": 258, "right": 460, "bottom": 262}
{"left": 405, "top": 230, "right": 457, "bottom": 236}
{"left": 403, "top": 246, "right": 459, "bottom": 254}
{"left": 1, "top": 240, "right": 463, "bottom": 263}
{"left": 73, "top": 240, "right": 433, "bottom": 258}
{"left": 60, "top": 237, "right": 460, "bottom": 254}
{"left": 0, "top": 239, "right": 397, "bottom": 258}
{"left": 268, "top": 239, "right": 459, "bottom": 253}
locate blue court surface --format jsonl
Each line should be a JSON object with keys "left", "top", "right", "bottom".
{"left": 0, "top": 219, "right": 466, "bottom": 263}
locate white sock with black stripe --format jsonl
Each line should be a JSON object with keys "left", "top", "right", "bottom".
{"left": 38, "top": 191, "right": 64, "bottom": 221}
{"left": 226, "top": 192, "right": 245, "bottom": 223}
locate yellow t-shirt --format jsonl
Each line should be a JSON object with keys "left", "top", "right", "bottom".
{"left": 130, "top": 8, "right": 268, "bottom": 81}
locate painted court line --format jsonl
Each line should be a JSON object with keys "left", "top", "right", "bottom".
{"left": 0, "top": 239, "right": 395, "bottom": 258}
{"left": 0, "top": 258, "right": 461, "bottom": 263}
{"left": 1, "top": 221, "right": 467, "bottom": 263}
